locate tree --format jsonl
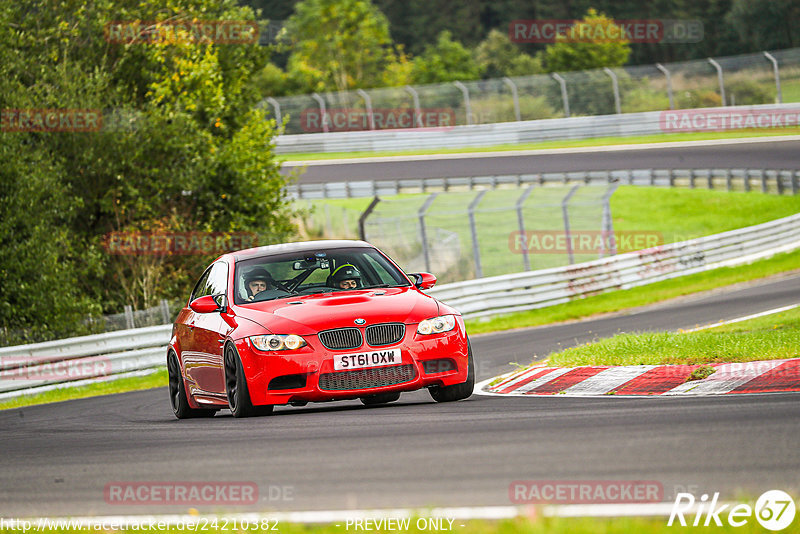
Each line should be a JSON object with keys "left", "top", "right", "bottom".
{"left": 411, "top": 31, "right": 482, "bottom": 84}
{"left": 542, "top": 8, "right": 631, "bottom": 73}
{"left": 726, "top": 0, "right": 799, "bottom": 51}
{"left": 0, "top": 0, "right": 297, "bottom": 339}
{"left": 474, "top": 29, "right": 543, "bottom": 78}
{"left": 285, "top": 0, "right": 401, "bottom": 93}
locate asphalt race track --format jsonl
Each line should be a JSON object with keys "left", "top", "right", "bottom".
{"left": 2, "top": 274, "right": 799, "bottom": 517}
{"left": 281, "top": 138, "right": 800, "bottom": 183}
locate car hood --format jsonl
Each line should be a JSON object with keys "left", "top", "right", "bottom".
{"left": 234, "top": 287, "right": 440, "bottom": 334}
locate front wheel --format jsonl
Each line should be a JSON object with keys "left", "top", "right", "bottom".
{"left": 429, "top": 341, "right": 474, "bottom": 403}
{"left": 167, "top": 351, "right": 216, "bottom": 419}
{"left": 224, "top": 344, "right": 273, "bottom": 418}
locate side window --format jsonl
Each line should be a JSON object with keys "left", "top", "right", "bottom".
{"left": 190, "top": 266, "right": 213, "bottom": 301}
{"left": 191, "top": 262, "right": 228, "bottom": 300}
{"left": 205, "top": 262, "right": 229, "bottom": 297}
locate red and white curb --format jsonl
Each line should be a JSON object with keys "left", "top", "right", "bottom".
{"left": 476, "top": 358, "right": 800, "bottom": 397}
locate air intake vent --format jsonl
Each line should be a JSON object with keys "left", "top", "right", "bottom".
{"left": 318, "top": 364, "right": 416, "bottom": 391}
{"left": 318, "top": 328, "right": 363, "bottom": 350}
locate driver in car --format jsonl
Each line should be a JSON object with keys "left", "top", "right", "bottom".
{"left": 245, "top": 268, "right": 271, "bottom": 301}
{"left": 329, "top": 264, "right": 361, "bottom": 290}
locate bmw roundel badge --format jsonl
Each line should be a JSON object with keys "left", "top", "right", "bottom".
{"left": 354, "top": 318, "right": 366, "bottom": 325}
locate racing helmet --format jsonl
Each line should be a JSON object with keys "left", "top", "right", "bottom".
{"left": 244, "top": 267, "right": 271, "bottom": 294}
{"left": 328, "top": 264, "right": 362, "bottom": 288}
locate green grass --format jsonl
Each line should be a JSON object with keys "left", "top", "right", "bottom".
{"left": 545, "top": 305, "right": 800, "bottom": 368}
{"left": 0, "top": 516, "right": 788, "bottom": 534}
{"left": 278, "top": 128, "right": 800, "bottom": 161}
{"left": 465, "top": 247, "right": 800, "bottom": 335}
{"left": 0, "top": 368, "right": 167, "bottom": 411}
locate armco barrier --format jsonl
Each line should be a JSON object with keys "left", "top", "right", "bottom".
{"left": 0, "top": 325, "right": 170, "bottom": 395}
{"left": 275, "top": 103, "right": 800, "bottom": 154}
{"left": 287, "top": 168, "right": 800, "bottom": 199}
{"left": 2, "top": 213, "right": 799, "bottom": 398}
{"left": 427, "top": 212, "right": 800, "bottom": 318}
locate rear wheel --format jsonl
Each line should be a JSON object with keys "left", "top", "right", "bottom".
{"left": 429, "top": 341, "right": 475, "bottom": 403}
{"left": 224, "top": 344, "right": 273, "bottom": 418}
{"left": 167, "top": 351, "right": 216, "bottom": 419}
{"left": 360, "top": 392, "right": 401, "bottom": 406}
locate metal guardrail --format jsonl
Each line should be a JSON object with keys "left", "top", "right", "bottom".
{"left": 427, "top": 212, "right": 800, "bottom": 318}
{"left": 287, "top": 167, "right": 800, "bottom": 199}
{"left": 275, "top": 103, "right": 800, "bottom": 154}
{"left": 2, "top": 212, "right": 799, "bottom": 398}
{"left": 0, "top": 325, "right": 171, "bottom": 395}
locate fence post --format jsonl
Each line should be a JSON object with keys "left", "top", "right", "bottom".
{"left": 404, "top": 85, "right": 422, "bottom": 128}
{"left": 551, "top": 73, "right": 570, "bottom": 118}
{"left": 601, "top": 183, "right": 620, "bottom": 256}
{"left": 160, "top": 300, "right": 171, "bottom": 324}
{"left": 124, "top": 305, "right": 135, "bottom": 330}
{"left": 356, "top": 89, "right": 376, "bottom": 130}
{"left": 502, "top": 77, "right": 521, "bottom": 122}
{"left": 744, "top": 169, "right": 751, "bottom": 192}
{"left": 561, "top": 185, "right": 580, "bottom": 265}
{"left": 311, "top": 93, "right": 329, "bottom": 133}
{"left": 516, "top": 186, "right": 535, "bottom": 271}
{"left": 707, "top": 58, "right": 726, "bottom": 106}
{"left": 763, "top": 52, "right": 782, "bottom": 104}
{"left": 603, "top": 67, "right": 622, "bottom": 114}
{"left": 725, "top": 168, "right": 732, "bottom": 192}
{"left": 418, "top": 193, "right": 438, "bottom": 272}
{"left": 655, "top": 63, "right": 674, "bottom": 110}
{"left": 468, "top": 190, "right": 487, "bottom": 278}
{"left": 453, "top": 81, "right": 472, "bottom": 125}
{"left": 266, "top": 97, "right": 282, "bottom": 126}
{"left": 358, "top": 197, "right": 381, "bottom": 241}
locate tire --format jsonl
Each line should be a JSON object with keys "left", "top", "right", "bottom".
{"left": 429, "top": 341, "right": 475, "bottom": 403}
{"left": 360, "top": 392, "right": 401, "bottom": 406}
{"left": 224, "top": 344, "right": 273, "bottom": 418}
{"left": 167, "top": 351, "right": 216, "bottom": 419}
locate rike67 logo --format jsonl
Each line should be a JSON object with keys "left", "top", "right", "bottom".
{"left": 669, "top": 490, "right": 796, "bottom": 531}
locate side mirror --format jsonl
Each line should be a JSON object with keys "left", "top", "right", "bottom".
{"left": 190, "top": 295, "right": 223, "bottom": 313}
{"left": 410, "top": 272, "right": 437, "bottom": 290}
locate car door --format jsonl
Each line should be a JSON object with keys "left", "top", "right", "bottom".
{"left": 184, "top": 261, "right": 229, "bottom": 398}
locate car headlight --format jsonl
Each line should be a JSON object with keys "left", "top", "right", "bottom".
{"left": 417, "top": 315, "right": 456, "bottom": 335}
{"left": 250, "top": 334, "right": 307, "bottom": 351}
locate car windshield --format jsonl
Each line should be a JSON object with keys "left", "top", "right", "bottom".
{"left": 233, "top": 246, "right": 411, "bottom": 304}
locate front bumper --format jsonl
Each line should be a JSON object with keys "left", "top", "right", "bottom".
{"left": 235, "top": 320, "right": 469, "bottom": 405}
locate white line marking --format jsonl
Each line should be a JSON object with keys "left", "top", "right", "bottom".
{"left": 280, "top": 135, "right": 800, "bottom": 166}
{"left": 683, "top": 303, "right": 799, "bottom": 332}
{"left": 5, "top": 502, "right": 725, "bottom": 526}
{"left": 562, "top": 365, "right": 656, "bottom": 396}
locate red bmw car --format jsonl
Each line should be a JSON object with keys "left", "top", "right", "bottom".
{"left": 167, "top": 240, "right": 474, "bottom": 418}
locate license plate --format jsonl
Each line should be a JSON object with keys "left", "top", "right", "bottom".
{"left": 333, "top": 348, "right": 402, "bottom": 371}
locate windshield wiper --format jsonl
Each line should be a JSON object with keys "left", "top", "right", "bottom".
{"left": 361, "top": 283, "right": 407, "bottom": 289}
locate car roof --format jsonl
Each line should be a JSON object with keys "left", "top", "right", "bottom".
{"left": 229, "top": 239, "right": 374, "bottom": 262}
